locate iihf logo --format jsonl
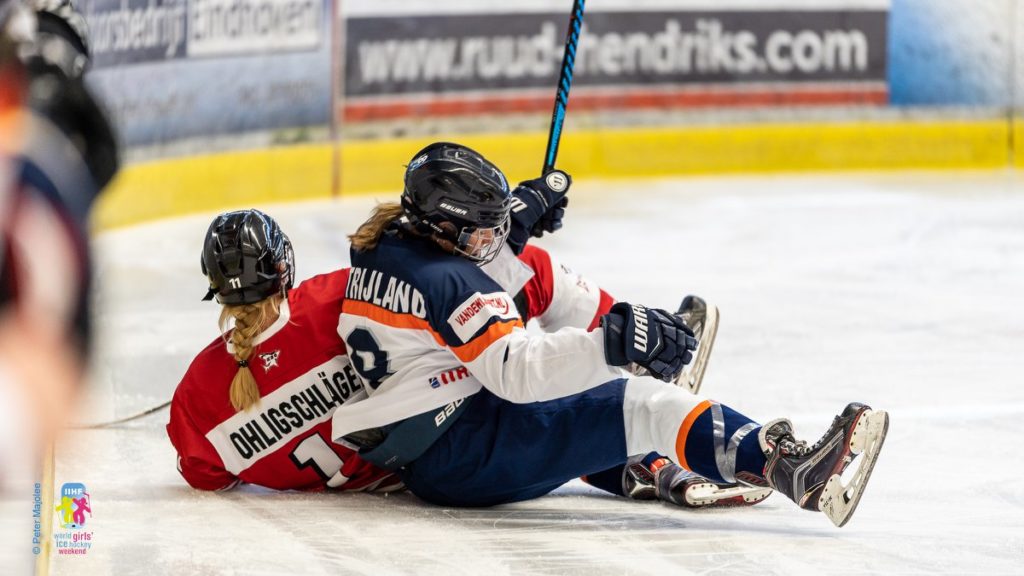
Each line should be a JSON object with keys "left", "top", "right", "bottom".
{"left": 55, "top": 483, "right": 91, "bottom": 529}
{"left": 259, "top": 350, "right": 280, "bottom": 372}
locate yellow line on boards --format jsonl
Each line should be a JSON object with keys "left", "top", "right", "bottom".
{"left": 91, "top": 119, "right": 1011, "bottom": 232}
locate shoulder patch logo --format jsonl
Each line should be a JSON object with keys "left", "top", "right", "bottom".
{"left": 259, "top": 350, "right": 281, "bottom": 372}
{"left": 447, "top": 291, "right": 520, "bottom": 343}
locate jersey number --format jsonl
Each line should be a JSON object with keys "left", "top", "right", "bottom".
{"left": 289, "top": 432, "right": 348, "bottom": 487}
{"left": 346, "top": 328, "right": 391, "bottom": 390}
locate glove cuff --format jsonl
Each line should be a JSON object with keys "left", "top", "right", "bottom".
{"left": 601, "top": 311, "right": 630, "bottom": 367}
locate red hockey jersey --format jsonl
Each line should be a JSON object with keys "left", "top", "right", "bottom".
{"left": 167, "top": 269, "right": 396, "bottom": 492}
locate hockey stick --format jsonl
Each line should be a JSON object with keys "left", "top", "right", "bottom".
{"left": 542, "top": 0, "right": 585, "bottom": 174}
{"left": 67, "top": 400, "right": 171, "bottom": 429}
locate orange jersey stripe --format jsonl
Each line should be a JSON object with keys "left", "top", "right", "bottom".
{"left": 674, "top": 400, "right": 713, "bottom": 471}
{"left": 450, "top": 318, "right": 522, "bottom": 364}
{"left": 342, "top": 300, "right": 446, "bottom": 347}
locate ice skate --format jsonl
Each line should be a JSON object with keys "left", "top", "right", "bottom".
{"left": 623, "top": 456, "right": 771, "bottom": 508}
{"left": 674, "top": 295, "right": 719, "bottom": 394}
{"left": 631, "top": 295, "right": 719, "bottom": 394}
{"left": 757, "top": 403, "right": 889, "bottom": 527}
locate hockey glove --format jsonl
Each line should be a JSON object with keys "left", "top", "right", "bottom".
{"left": 601, "top": 302, "right": 698, "bottom": 382}
{"left": 506, "top": 170, "right": 571, "bottom": 255}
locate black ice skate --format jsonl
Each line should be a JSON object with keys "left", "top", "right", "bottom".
{"left": 623, "top": 456, "right": 771, "bottom": 509}
{"left": 757, "top": 403, "right": 889, "bottom": 527}
{"left": 631, "top": 295, "right": 719, "bottom": 394}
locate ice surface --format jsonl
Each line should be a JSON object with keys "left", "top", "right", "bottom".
{"left": 33, "top": 172, "right": 1024, "bottom": 574}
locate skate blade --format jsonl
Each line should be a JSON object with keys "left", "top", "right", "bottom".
{"left": 680, "top": 304, "right": 719, "bottom": 395}
{"left": 818, "top": 409, "right": 889, "bottom": 527}
{"left": 684, "top": 481, "right": 773, "bottom": 508}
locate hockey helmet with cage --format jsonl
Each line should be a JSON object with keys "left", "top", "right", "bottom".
{"left": 201, "top": 209, "right": 295, "bottom": 306}
{"left": 401, "top": 142, "right": 511, "bottom": 264}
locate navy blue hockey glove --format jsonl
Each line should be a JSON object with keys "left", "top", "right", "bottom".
{"left": 601, "top": 302, "right": 698, "bottom": 382}
{"left": 506, "top": 170, "right": 571, "bottom": 255}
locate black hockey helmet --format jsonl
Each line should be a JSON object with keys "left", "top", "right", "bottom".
{"left": 201, "top": 209, "right": 295, "bottom": 305}
{"left": 401, "top": 142, "right": 511, "bottom": 264}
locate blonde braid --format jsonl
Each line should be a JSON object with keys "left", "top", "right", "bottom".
{"left": 219, "top": 295, "right": 282, "bottom": 412}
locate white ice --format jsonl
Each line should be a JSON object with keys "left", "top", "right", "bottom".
{"left": 39, "top": 171, "right": 1024, "bottom": 574}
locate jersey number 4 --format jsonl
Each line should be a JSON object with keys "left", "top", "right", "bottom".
{"left": 346, "top": 328, "right": 391, "bottom": 390}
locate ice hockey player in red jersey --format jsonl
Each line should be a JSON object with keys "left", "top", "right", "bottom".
{"left": 166, "top": 210, "right": 400, "bottom": 493}
{"left": 334, "top": 142, "right": 889, "bottom": 527}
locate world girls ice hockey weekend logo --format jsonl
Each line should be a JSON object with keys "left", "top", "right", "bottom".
{"left": 53, "top": 482, "right": 94, "bottom": 556}
{"left": 55, "top": 483, "right": 90, "bottom": 529}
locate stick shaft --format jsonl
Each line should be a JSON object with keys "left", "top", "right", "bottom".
{"left": 542, "top": 0, "right": 586, "bottom": 174}
{"left": 68, "top": 400, "right": 171, "bottom": 429}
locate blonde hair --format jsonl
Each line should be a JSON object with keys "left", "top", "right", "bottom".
{"left": 219, "top": 295, "right": 283, "bottom": 412}
{"left": 348, "top": 202, "right": 405, "bottom": 252}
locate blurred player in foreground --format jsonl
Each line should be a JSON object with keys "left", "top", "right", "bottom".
{"left": 0, "top": 0, "right": 117, "bottom": 490}
{"left": 168, "top": 205, "right": 770, "bottom": 509}
{"left": 1, "top": 0, "right": 118, "bottom": 567}
{"left": 332, "top": 142, "right": 888, "bottom": 528}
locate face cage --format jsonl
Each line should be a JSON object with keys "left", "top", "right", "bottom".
{"left": 452, "top": 215, "right": 510, "bottom": 265}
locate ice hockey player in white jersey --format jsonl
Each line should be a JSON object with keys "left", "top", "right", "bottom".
{"left": 333, "top": 142, "right": 889, "bottom": 527}
{"left": 496, "top": 193, "right": 769, "bottom": 508}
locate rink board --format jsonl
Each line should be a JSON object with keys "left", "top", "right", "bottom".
{"left": 93, "top": 118, "right": 1010, "bottom": 230}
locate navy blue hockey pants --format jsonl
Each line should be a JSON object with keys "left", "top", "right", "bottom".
{"left": 399, "top": 379, "right": 629, "bottom": 507}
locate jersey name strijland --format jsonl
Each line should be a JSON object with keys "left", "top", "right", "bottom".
{"left": 346, "top": 266, "right": 427, "bottom": 318}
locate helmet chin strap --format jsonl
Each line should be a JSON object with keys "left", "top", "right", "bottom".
{"left": 430, "top": 221, "right": 463, "bottom": 255}
{"left": 396, "top": 214, "right": 464, "bottom": 255}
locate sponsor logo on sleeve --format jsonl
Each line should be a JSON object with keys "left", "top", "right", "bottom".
{"left": 447, "top": 291, "right": 519, "bottom": 343}
{"left": 429, "top": 366, "right": 470, "bottom": 388}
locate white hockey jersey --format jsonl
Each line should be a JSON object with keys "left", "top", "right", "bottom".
{"left": 332, "top": 232, "right": 625, "bottom": 442}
